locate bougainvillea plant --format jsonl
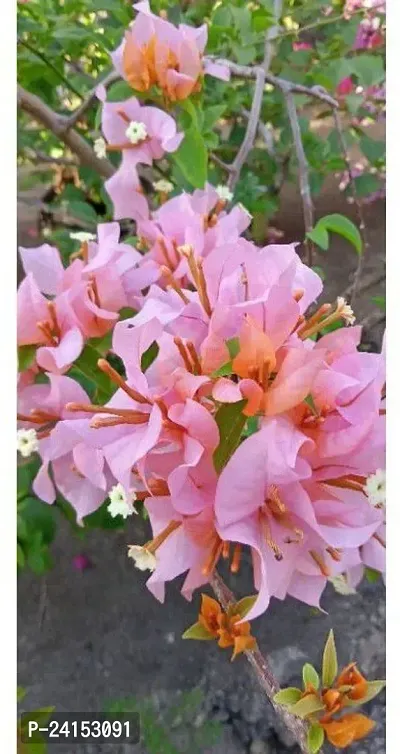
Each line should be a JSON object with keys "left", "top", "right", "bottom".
{"left": 17, "top": 1, "right": 385, "bottom": 751}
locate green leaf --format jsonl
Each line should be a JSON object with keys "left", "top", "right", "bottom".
{"left": 18, "top": 345, "right": 37, "bottom": 372}
{"left": 172, "top": 123, "right": 208, "bottom": 189}
{"left": 357, "top": 680, "right": 386, "bottom": 704}
{"left": 360, "top": 136, "right": 385, "bottom": 165}
{"left": 308, "top": 214, "right": 362, "bottom": 255}
{"left": 303, "top": 394, "right": 318, "bottom": 417}
{"left": 232, "top": 595, "right": 258, "bottom": 619}
{"left": 322, "top": 629, "right": 338, "bottom": 687}
{"left": 211, "top": 361, "right": 233, "bottom": 378}
{"left": 307, "top": 225, "right": 329, "bottom": 251}
{"left": 68, "top": 200, "right": 98, "bottom": 226}
{"left": 351, "top": 54, "right": 385, "bottom": 88}
{"left": 18, "top": 496, "right": 56, "bottom": 545}
{"left": 141, "top": 341, "right": 159, "bottom": 372}
{"left": 303, "top": 663, "right": 320, "bottom": 691}
{"left": 202, "top": 104, "right": 226, "bottom": 132}
{"left": 290, "top": 694, "right": 325, "bottom": 719}
{"left": 106, "top": 80, "right": 136, "bottom": 102}
{"left": 273, "top": 688, "right": 303, "bottom": 706}
{"left": 182, "top": 621, "right": 214, "bottom": 640}
{"left": 226, "top": 337, "right": 240, "bottom": 359}
{"left": 307, "top": 723, "right": 325, "bottom": 754}
{"left": 365, "top": 566, "right": 381, "bottom": 583}
{"left": 72, "top": 344, "right": 114, "bottom": 402}
{"left": 17, "top": 542, "right": 25, "bottom": 568}
{"left": 213, "top": 400, "right": 247, "bottom": 473}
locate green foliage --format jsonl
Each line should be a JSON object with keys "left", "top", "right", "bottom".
{"left": 322, "top": 629, "right": 338, "bottom": 687}
{"left": 273, "top": 687, "right": 303, "bottom": 706}
{"left": 307, "top": 723, "right": 325, "bottom": 754}
{"left": 302, "top": 663, "right": 320, "bottom": 691}
{"left": 307, "top": 214, "right": 363, "bottom": 255}
{"left": 213, "top": 400, "right": 247, "bottom": 473}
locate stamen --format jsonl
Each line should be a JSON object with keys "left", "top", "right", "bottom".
{"left": 326, "top": 547, "right": 342, "bottom": 562}
{"left": 88, "top": 274, "right": 101, "bottom": 308}
{"left": 230, "top": 543, "right": 242, "bottom": 573}
{"left": 310, "top": 550, "right": 331, "bottom": 577}
{"left": 222, "top": 541, "right": 230, "bottom": 559}
{"left": 174, "top": 337, "right": 193, "bottom": 373}
{"left": 37, "top": 321, "right": 58, "bottom": 346}
{"left": 159, "top": 237, "right": 175, "bottom": 270}
{"left": 297, "top": 303, "right": 332, "bottom": 338}
{"left": 116, "top": 108, "right": 131, "bottom": 124}
{"left": 323, "top": 477, "right": 367, "bottom": 494}
{"left": 147, "top": 520, "right": 181, "bottom": 553}
{"left": 66, "top": 402, "right": 150, "bottom": 423}
{"left": 160, "top": 266, "right": 189, "bottom": 304}
{"left": 197, "top": 259, "right": 212, "bottom": 317}
{"left": 267, "top": 485, "right": 286, "bottom": 515}
{"left": 47, "top": 302, "right": 60, "bottom": 339}
{"left": 162, "top": 418, "right": 183, "bottom": 432}
{"left": 201, "top": 535, "right": 223, "bottom": 576}
{"left": 186, "top": 341, "right": 202, "bottom": 375}
{"left": 291, "top": 315, "right": 305, "bottom": 334}
{"left": 299, "top": 298, "right": 354, "bottom": 340}
{"left": 17, "top": 413, "right": 46, "bottom": 425}
{"left": 148, "top": 478, "right": 170, "bottom": 496}
{"left": 90, "top": 414, "right": 149, "bottom": 428}
{"left": 293, "top": 288, "right": 305, "bottom": 302}
{"left": 97, "top": 359, "right": 150, "bottom": 404}
{"left": 260, "top": 512, "right": 283, "bottom": 561}
{"left": 260, "top": 360, "right": 270, "bottom": 391}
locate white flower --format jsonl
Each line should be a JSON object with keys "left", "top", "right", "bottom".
{"left": 94, "top": 137, "right": 107, "bottom": 159}
{"left": 127, "top": 545, "right": 157, "bottom": 572}
{"left": 107, "top": 484, "right": 138, "bottom": 519}
{"left": 70, "top": 232, "right": 96, "bottom": 243}
{"left": 17, "top": 428, "right": 39, "bottom": 458}
{"left": 364, "top": 469, "right": 386, "bottom": 508}
{"left": 125, "top": 121, "right": 148, "bottom": 145}
{"left": 153, "top": 179, "right": 174, "bottom": 194}
{"left": 237, "top": 202, "right": 253, "bottom": 220}
{"left": 329, "top": 574, "right": 357, "bottom": 596}
{"left": 336, "top": 297, "right": 356, "bottom": 325}
{"left": 216, "top": 185, "right": 233, "bottom": 202}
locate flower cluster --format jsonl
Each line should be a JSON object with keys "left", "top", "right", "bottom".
{"left": 17, "top": 177, "right": 386, "bottom": 616}
{"left": 274, "top": 630, "right": 385, "bottom": 752}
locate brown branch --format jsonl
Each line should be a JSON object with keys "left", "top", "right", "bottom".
{"left": 17, "top": 85, "right": 115, "bottom": 179}
{"left": 210, "top": 571, "right": 312, "bottom": 754}
{"left": 263, "top": 0, "right": 283, "bottom": 72}
{"left": 332, "top": 109, "right": 370, "bottom": 308}
{"left": 227, "top": 67, "right": 266, "bottom": 190}
{"left": 284, "top": 89, "right": 315, "bottom": 266}
{"left": 206, "top": 57, "right": 339, "bottom": 108}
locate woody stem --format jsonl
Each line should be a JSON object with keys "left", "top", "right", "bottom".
{"left": 210, "top": 571, "right": 316, "bottom": 754}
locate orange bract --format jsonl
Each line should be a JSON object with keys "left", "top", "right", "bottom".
{"left": 198, "top": 595, "right": 256, "bottom": 660}
{"left": 322, "top": 713, "right": 375, "bottom": 748}
{"left": 336, "top": 662, "right": 368, "bottom": 700}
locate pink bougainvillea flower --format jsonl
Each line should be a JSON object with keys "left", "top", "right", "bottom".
{"left": 96, "top": 87, "right": 182, "bottom": 220}
{"left": 112, "top": 1, "right": 229, "bottom": 102}
{"left": 17, "top": 273, "right": 83, "bottom": 374}
{"left": 72, "top": 554, "right": 93, "bottom": 571}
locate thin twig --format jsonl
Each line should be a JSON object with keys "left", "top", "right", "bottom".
{"left": 205, "top": 57, "right": 339, "bottom": 108}
{"left": 64, "top": 70, "right": 120, "bottom": 129}
{"left": 263, "top": 0, "right": 283, "bottom": 72}
{"left": 227, "top": 67, "right": 266, "bottom": 190}
{"left": 17, "top": 85, "right": 115, "bottom": 179}
{"left": 210, "top": 571, "right": 313, "bottom": 754}
{"left": 17, "top": 37, "right": 83, "bottom": 99}
{"left": 270, "top": 3, "right": 385, "bottom": 42}
{"left": 332, "top": 109, "right": 370, "bottom": 308}
{"left": 285, "top": 89, "right": 315, "bottom": 266}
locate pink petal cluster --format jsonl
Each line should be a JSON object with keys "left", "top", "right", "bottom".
{"left": 17, "top": 222, "right": 151, "bottom": 374}
{"left": 18, "top": 194, "right": 385, "bottom": 617}
{"left": 96, "top": 86, "right": 183, "bottom": 220}
{"left": 111, "top": 1, "right": 229, "bottom": 102}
